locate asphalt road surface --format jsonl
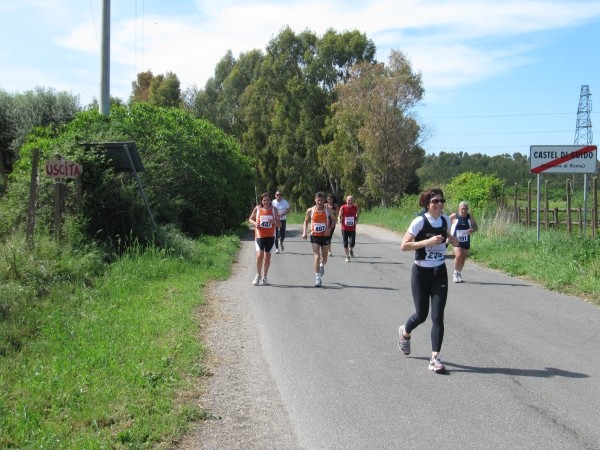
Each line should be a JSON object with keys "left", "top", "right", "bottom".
{"left": 186, "top": 224, "right": 600, "bottom": 450}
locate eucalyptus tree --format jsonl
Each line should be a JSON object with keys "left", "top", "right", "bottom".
{"left": 322, "top": 49, "right": 425, "bottom": 207}
{"left": 188, "top": 49, "right": 264, "bottom": 137}
{"left": 238, "top": 27, "right": 376, "bottom": 207}
{"left": 130, "top": 70, "right": 182, "bottom": 108}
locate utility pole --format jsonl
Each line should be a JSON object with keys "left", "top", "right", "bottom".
{"left": 99, "top": 0, "right": 110, "bottom": 115}
{"left": 574, "top": 85, "right": 593, "bottom": 236}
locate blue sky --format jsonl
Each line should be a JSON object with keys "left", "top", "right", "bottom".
{"left": 1, "top": 0, "right": 599, "bottom": 157}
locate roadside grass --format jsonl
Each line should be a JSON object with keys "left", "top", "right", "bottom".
{"left": 0, "top": 229, "right": 239, "bottom": 449}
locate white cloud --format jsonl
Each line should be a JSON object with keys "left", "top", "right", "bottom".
{"left": 38, "top": 0, "right": 600, "bottom": 102}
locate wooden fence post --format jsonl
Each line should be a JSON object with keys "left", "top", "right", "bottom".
{"left": 513, "top": 183, "right": 518, "bottom": 223}
{"left": 566, "top": 179, "right": 572, "bottom": 234}
{"left": 593, "top": 177, "right": 598, "bottom": 239}
{"left": 544, "top": 179, "right": 549, "bottom": 229}
{"left": 527, "top": 181, "right": 532, "bottom": 227}
{"left": 26, "top": 149, "right": 40, "bottom": 248}
{"left": 54, "top": 154, "right": 65, "bottom": 240}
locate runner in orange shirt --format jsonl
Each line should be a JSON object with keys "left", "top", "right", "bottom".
{"left": 302, "top": 191, "right": 333, "bottom": 287}
{"left": 248, "top": 192, "right": 281, "bottom": 286}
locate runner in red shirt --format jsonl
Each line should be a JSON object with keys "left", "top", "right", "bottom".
{"left": 338, "top": 195, "right": 359, "bottom": 263}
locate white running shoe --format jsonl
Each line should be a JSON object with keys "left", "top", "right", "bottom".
{"left": 275, "top": 248, "right": 280, "bottom": 254}
{"left": 315, "top": 277, "right": 322, "bottom": 287}
{"left": 319, "top": 262, "right": 325, "bottom": 277}
{"left": 457, "top": 272, "right": 463, "bottom": 283}
{"left": 252, "top": 274, "right": 261, "bottom": 286}
{"left": 428, "top": 355, "right": 446, "bottom": 373}
{"left": 398, "top": 325, "right": 411, "bottom": 355}
{"left": 452, "top": 272, "right": 460, "bottom": 283}
{"left": 345, "top": 256, "right": 351, "bottom": 263}
{"left": 261, "top": 276, "right": 269, "bottom": 286}
{"left": 328, "top": 250, "right": 333, "bottom": 256}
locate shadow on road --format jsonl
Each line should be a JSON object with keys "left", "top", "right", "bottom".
{"left": 409, "top": 357, "right": 590, "bottom": 378}
{"left": 264, "top": 283, "right": 397, "bottom": 291}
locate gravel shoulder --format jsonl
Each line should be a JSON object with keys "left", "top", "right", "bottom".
{"left": 175, "top": 225, "right": 402, "bottom": 450}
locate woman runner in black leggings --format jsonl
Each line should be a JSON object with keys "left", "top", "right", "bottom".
{"left": 397, "top": 188, "right": 459, "bottom": 374}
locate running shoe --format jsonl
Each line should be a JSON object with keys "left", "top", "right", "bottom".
{"left": 252, "top": 274, "right": 261, "bottom": 286}
{"left": 319, "top": 262, "right": 325, "bottom": 277}
{"left": 452, "top": 273, "right": 460, "bottom": 283}
{"left": 275, "top": 248, "right": 280, "bottom": 254}
{"left": 428, "top": 355, "right": 446, "bottom": 373}
{"left": 398, "top": 325, "right": 411, "bottom": 355}
{"left": 315, "top": 277, "right": 322, "bottom": 287}
{"left": 261, "top": 276, "right": 269, "bottom": 286}
{"left": 457, "top": 272, "right": 463, "bottom": 283}
{"left": 350, "top": 249, "right": 354, "bottom": 258}
{"left": 345, "top": 256, "right": 351, "bottom": 263}
{"left": 280, "top": 241, "right": 284, "bottom": 251}
{"left": 328, "top": 250, "right": 333, "bottom": 256}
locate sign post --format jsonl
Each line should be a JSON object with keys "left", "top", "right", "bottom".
{"left": 45, "top": 157, "right": 83, "bottom": 240}
{"left": 530, "top": 145, "right": 598, "bottom": 240}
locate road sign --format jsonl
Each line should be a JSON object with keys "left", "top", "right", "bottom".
{"left": 45, "top": 159, "right": 82, "bottom": 178}
{"left": 530, "top": 145, "right": 597, "bottom": 174}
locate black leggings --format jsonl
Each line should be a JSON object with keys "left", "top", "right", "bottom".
{"left": 405, "top": 264, "right": 448, "bottom": 352}
{"left": 275, "top": 220, "right": 287, "bottom": 248}
{"left": 341, "top": 229, "right": 356, "bottom": 248}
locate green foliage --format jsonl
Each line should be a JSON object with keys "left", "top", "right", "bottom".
{"left": 444, "top": 172, "right": 503, "bottom": 213}
{"left": 0, "top": 232, "right": 106, "bottom": 357}
{"left": 417, "top": 151, "right": 533, "bottom": 189}
{"left": 130, "top": 70, "right": 182, "bottom": 108}
{"left": 0, "top": 87, "right": 81, "bottom": 190}
{"left": 322, "top": 50, "right": 425, "bottom": 207}
{"left": 0, "top": 104, "right": 255, "bottom": 245}
{"left": 0, "top": 230, "right": 240, "bottom": 448}
{"left": 189, "top": 27, "right": 377, "bottom": 209}
{"left": 472, "top": 209, "right": 600, "bottom": 299}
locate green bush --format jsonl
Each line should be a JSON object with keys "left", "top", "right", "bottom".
{"left": 445, "top": 171, "right": 503, "bottom": 213}
{"left": 1, "top": 104, "right": 255, "bottom": 245}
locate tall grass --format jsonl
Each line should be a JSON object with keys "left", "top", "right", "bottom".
{"left": 0, "top": 228, "right": 240, "bottom": 449}
{"left": 472, "top": 208, "right": 600, "bottom": 300}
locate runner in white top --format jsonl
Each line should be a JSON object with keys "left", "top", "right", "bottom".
{"left": 272, "top": 191, "right": 291, "bottom": 253}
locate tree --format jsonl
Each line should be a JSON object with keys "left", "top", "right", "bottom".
{"left": 185, "top": 27, "right": 376, "bottom": 208}
{"left": 130, "top": 71, "right": 182, "bottom": 108}
{"left": 187, "top": 49, "right": 263, "bottom": 137}
{"left": 0, "top": 87, "right": 80, "bottom": 193}
{"left": 130, "top": 70, "right": 154, "bottom": 103}
{"left": 239, "top": 27, "right": 376, "bottom": 208}
{"left": 416, "top": 152, "right": 534, "bottom": 190}
{"left": 322, "top": 49, "right": 425, "bottom": 207}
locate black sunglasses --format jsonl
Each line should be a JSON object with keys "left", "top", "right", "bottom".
{"left": 430, "top": 198, "right": 446, "bottom": 204}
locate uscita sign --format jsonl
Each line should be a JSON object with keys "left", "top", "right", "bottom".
{"left": 45, "top": 159, "right": 83, "bottom": 178}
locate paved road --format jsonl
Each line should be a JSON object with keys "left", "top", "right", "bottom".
{"left": 193, "top": 224, "right": 600, "bottom": 449}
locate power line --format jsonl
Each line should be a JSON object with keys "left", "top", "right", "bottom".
{"left": 89, "top": 0, "right": 99, "bottom": 46}
{"left": 436, "top": 130, "right": 572, "bottom": 136}
{"left": 424, "top": 112, "right": 574, "bottom": 120}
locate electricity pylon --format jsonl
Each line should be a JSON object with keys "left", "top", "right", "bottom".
{"left": 574, "top": 85, "right": 592, "bottom": 145}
